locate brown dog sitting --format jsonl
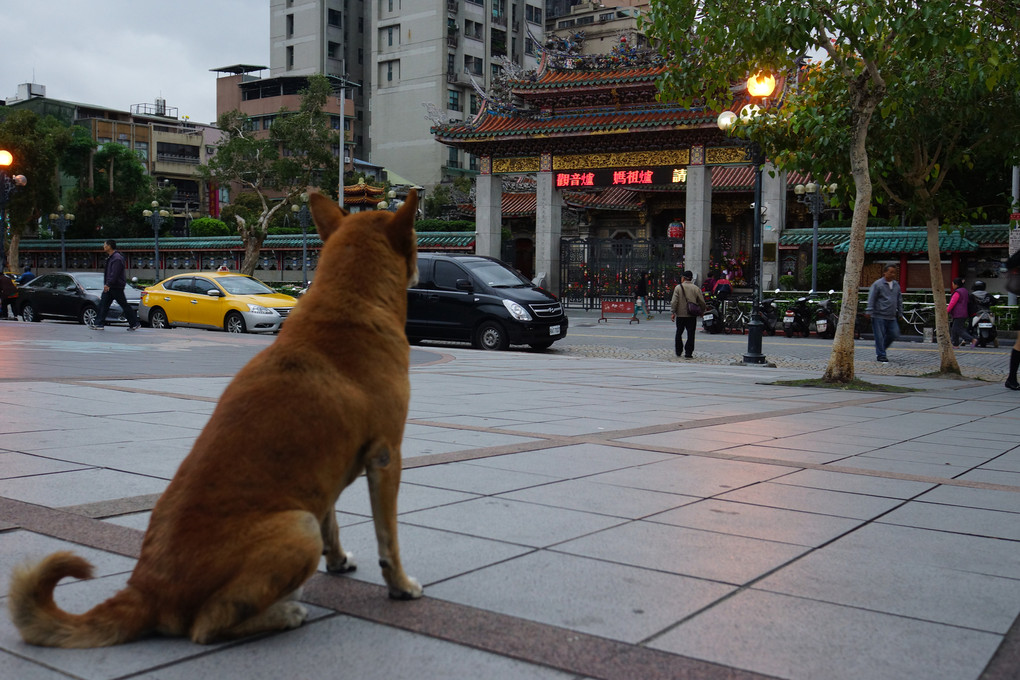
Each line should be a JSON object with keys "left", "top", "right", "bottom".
{"left": 8, "top": 190, "right": 423, "bottom": 647}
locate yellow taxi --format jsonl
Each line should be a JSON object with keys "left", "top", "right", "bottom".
{"left": 139, "top": 271, "right": 298, "bottom": 333}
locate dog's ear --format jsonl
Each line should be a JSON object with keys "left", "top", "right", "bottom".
{"left": 308, "top": 192, "right": 348, "bottom": 242}
{"left": 384, "top": 189, "right": 418, "bottom": 257}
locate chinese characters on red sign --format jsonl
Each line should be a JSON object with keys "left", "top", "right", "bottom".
{"left": 553, "top": 168, "right": 689, "bottom": 188}
{"left": 556, "top": 172, "right": 596, "bottom": 187}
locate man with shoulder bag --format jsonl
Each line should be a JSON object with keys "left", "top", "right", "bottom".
{"left": 670, "top": 270, "right": 706, "bottom": 358}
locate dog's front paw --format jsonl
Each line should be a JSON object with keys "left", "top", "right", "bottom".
{"left": 280, "top": 602, "right": 309, "bottom": 630}
{"left": 388, "top": 576, "right": 423, "bottom": 601}
{"left": 326, "top": 550, "right": 357, "bottom": 574}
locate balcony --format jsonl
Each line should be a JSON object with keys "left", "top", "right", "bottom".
{"left": 492, "top": 14, "right": 507, "bottom": 27}
{"left": 447, "top": 33, "right": 459, "bottom": 48}
{"left": 447, "top": 0, "right": 458, "bottom": 13}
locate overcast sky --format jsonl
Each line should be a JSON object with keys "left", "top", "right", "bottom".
{"left": 1, "top": 0, "right": 270, "bottom": 125}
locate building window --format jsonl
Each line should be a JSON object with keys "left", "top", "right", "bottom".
{"left": 262, "top": 116, "right": 275, "bottom": 130}
{"left": 464, "top": 55, "right": 483, "bottom": 75}
{"left": 491, "top": 63, "right": 501, "bottom": 80}
{"left": 98, "top": 137, "right": 112, "bottom": 144}
{"left": 358, "top": 47, "right": 363, "bottom": 64}
{"left": 287, "top": 45, "right": 294, "bottom": 69}
{"left": 328, "top": 8, "right": 341, "bottom": 26}
{"left": 358, "top": 17, "right": 363, "bottom": 32}
{"left": 388, "top": 0, "right": 393, "bottom": 10}
{"left": 447, "top": 146, "right": 460, "bottom": 168}
{"left": 465, "top": 19, "right": 483, "bottom": 40}
{"left": 447, "top": 53, "right": 456, "bottom": 74}
{"left": 135, "top": 141, "right": 149, "bottom": 162}
{"left": 525, "top": 4, "right": 542, "bottom": 23}
{"left": 328, "top": 41, "right": 340, "bottom": 59}
{"left": 470, "top": 93, "right": 479, "bottom": 114}
{"left": 330, "top": 115, "right": 343, "bottom": 130}
{"left": 386, "top": 26, "right": 396, "bottom": 46}
{"left": 382, "top": 60, "right": 398, "bottom": 82}
{"left": 286, "top": 13, "right": 294, "bottom": 37}
{"left": 448, "top": 90, "right": 461, "bottom": 111}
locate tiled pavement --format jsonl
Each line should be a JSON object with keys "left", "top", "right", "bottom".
{"left": 0, "top": 323, "right": 1018, "bottom": 679}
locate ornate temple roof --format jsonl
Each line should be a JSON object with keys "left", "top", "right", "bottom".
{"left": 342, "top": 181, "right": 385, "bottom": 207}
{"left": 435, "top": 103, "right": 716, "bottom": 143}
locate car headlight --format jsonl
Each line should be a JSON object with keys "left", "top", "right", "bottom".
{"left": 502, "top": 299, "right": 532, "bottom": 321}
{"left": 246, "top": 304, "right": 274, "bottom": 315}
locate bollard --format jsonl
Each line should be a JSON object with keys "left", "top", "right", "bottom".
{"left": 923, "top": 327, "right": 934, "bottom": 343}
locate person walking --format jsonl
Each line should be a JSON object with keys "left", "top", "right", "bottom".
{"left": 670, "top": 270, "right": 706, "bottom": 358}
{"left": 1005, "top": 250, "right": 1020, "bottom": 390}
{"left": 0, "top": 273, "right": 17, "bottom": 319}
{"left": 633, "top": 272, "right": 653, "bottom": 321}
{"left": 946, "top": 277, "right": 976, "bottom": 348}
{"left": 94, "top": 239, "right": 141, "bottom": 331}
{"left": 865, "top": 264, "right": 904, "bottom": 362}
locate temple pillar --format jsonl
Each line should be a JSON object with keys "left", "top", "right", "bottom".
{"left": 761, "top": 163, "right": 786, "bottom": 291}
{"left": 535, "top": 154, "right": 563, "bottom": 293}
{"left": 475, "top": 159, "right": 502, "bottom": 259}
{"left": 684, "top": 146, "right": 711, "bottom": 284}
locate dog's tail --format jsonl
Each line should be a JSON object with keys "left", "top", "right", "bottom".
{"left": 8, "top": 551, "right": 154, "bottom": 648}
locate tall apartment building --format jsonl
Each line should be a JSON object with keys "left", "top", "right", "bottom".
{"left": 367, "top": 0, "right": 545, "bottom": 187}
{"left": 268, "top": 0, "right": 367, "bottom": 159}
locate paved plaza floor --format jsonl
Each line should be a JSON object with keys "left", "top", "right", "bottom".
{"left": 0, "top": 320, "right": 1017, "bottom": 679}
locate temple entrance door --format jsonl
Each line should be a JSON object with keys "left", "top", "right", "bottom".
{"left": 514, "top": 238, "right": 535, "bottom": 279}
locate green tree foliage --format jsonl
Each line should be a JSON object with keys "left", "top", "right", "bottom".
{"left": 643, "top": 0, "right": 1020, "bottom": 382}
{"left": 0, "top": 110, "right": 72, "bottom": 266}
{"left": 188, "top": 217, "right": 231, "bottom": 237}
{"left": 74, "top": 142, "right": 153, "bottom": 238}
{"left": 201, "top": 74, "right": 341, "bottom": 275}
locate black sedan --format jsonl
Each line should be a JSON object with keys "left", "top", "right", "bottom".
{"left": 16, "top": 272, "right": 141, "bottom": 326}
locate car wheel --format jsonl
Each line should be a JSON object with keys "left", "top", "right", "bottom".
{"left": 20, "top": 303, "right": 41, "bottom": 322}
{"left": 149, "top": 308, "right": 171, "bottom": 329}
{"left": 79, "top": 304, "right": 99, "bottom": 327}
{"left": 225, "top": 311, "right": 247, "bottom": 334}
{"left": 473, "top": 321, "right": 508, "bottom": 351}
{"left": 529, "top": 340, "right": 554, "bottom": 350}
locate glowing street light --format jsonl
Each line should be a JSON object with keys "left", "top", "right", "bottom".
{"left": 716, "top": 72, "right": 776, "bottom": 365}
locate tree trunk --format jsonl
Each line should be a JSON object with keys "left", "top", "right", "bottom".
{"left": 926, "top": 218, "right": 960, "bottom": 374}
{"left": 6, "top": 232, "right": 19, "bottom": 273}
{"left": 824, "top": 79, "right": 882, "bottom": 383}
{"left": 240, "top": 234, "right": 265, "bottom": 276}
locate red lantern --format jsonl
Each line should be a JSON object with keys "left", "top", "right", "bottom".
{"left": 667, "top": 221, "right": 685, "bottom": 239}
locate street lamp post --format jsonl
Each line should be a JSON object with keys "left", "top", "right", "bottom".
{"left": 794, "top": 181, "right": 838, "bottom": 292}
{"left": 291, "top": 194, "right": 311, "bottom": 286}
{"left": 142, "top": 200, "right": 170, "bottom": 281}
{"left": 717, "top": 72, "right": 776, "bottom": 365}
{"left": 0, "top": 149, "right": 28, "bottom": 271}
{"left": 49, "top": 206, "right": 75, "bottom": 270}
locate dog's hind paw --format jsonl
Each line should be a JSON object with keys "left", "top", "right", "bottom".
{"left": 389, "top": 576, "right": 423, "bottom": 601}
{"left": 326, "top": 550, "right": 357, "bottom": 574}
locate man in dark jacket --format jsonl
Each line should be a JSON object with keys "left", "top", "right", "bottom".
{"left": 1005, "top": 250, "right": 1020, "bottom": 390}
{"left": 865, "top": 264, "right": 903, "bottom": 362}
{"left": 94, "top": 239, "right": 141, "bottom": 331}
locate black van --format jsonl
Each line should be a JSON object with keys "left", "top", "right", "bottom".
{"left": 407, "top": 254, "right": 568, "bottom": 350}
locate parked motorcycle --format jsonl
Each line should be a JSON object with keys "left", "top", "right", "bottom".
{"left": 813, "top": 290, "right": 838, "bottom": 339}
{"left": 969, "top": 282, "right": 999, "bottom": 348}
{"left": 701, "top": 293, "right": 726, "bottom": 334}
{"left": 758, "top": 292, "right": 780, "bottom": 336}
{"left": 782, "top": 294, "right": 812, "bottom": 337}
